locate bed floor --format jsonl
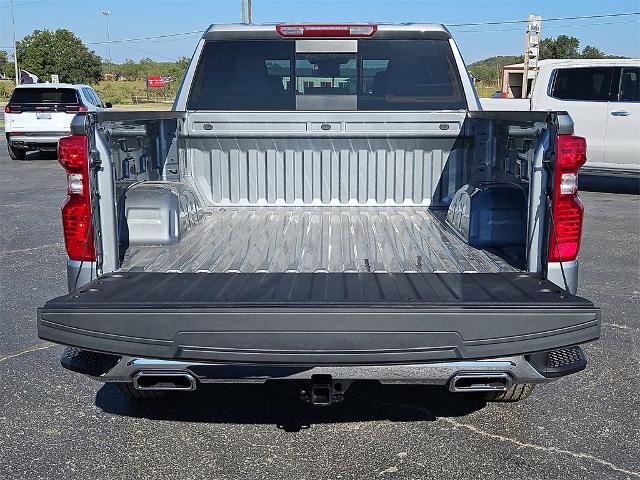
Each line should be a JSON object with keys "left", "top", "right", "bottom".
{"left": 120, "top": 207, "right": 520, "bottom": 274}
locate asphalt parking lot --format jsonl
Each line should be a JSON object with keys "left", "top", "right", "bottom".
{"left": 0, "top": 132, "right": 638, "bottom": 480}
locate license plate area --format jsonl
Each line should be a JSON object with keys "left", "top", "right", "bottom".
{"left": 36, "top": 112, "right": 52, "bottom": 119}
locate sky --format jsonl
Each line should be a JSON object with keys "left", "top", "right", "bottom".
{"left": 1, "top": 0, "right": 639, "bottom": 64}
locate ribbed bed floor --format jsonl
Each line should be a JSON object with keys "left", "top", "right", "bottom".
{"left": 120, "top": 207, "right": 519, "bottom": 274}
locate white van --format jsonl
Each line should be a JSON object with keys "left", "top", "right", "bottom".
{"left": 482, "top": 59, "right": 640, "bottom": 176}
{"left": 4, "top": 83, "right": 111, "bottom": 160}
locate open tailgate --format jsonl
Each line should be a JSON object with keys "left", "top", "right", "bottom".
{"left": 38, "top": 272, "right": 600, "bottom": 364}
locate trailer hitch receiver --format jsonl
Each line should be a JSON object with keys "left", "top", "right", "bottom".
{"left": 300, "top": 375, "right": 349, "bottom": 406}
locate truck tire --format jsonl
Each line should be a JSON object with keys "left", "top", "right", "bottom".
{"left": 8, "top": 145, "right": 26, "bottom": 161}
{"left": 117, "top": 383, "right": 168, "bottom": 399}
{"left": 484, "top": 383, "right": 535, "bottom": 402}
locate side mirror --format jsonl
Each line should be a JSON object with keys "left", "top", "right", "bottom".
{"left": 104, "top": 102, "right": 113, "bottom": 109}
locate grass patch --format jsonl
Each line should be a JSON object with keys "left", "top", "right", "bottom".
{"left": 476, "top": 85, "right": 500, "bottom": 98}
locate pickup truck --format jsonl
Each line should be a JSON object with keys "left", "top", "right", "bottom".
{"left": 481, "top": 59, "right": 640, "bottom": 176}
{"left": 38, "top": 23, "right": 600, "bottom": 406}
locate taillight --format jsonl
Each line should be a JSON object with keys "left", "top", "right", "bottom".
{"left": 548, "top": 135, "right": 587, "bottom": 263}
{"left": 65, "top": 105, "right": 88, "bottom": 114}
{"left": 276, "top": 24, "right": 377, "bottom": 37}
{"left": 58, "top": 135, "right": 95, "bottom": 261}
{"left": 4, "top": 104, "right": 22, "bottom": 113}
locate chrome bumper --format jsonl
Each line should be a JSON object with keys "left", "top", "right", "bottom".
{"left": 8, "top": 132, "right": 68, "bottom": 146}
{"left": 90, "top": 355, "right": 553, "bottom": 386}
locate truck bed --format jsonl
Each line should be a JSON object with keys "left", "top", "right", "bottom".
{"left": 120, "top": 207, "right": 519, "bottom": 274}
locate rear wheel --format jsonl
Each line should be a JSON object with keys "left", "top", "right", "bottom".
{"left": 8, "top": 145, "right": 26, "bottom": 160}
{"left": 483, "top": 383, "right": 535, "bottom": 402}
{"left": 116, "top": 383, "right": 168, "bottom": 400}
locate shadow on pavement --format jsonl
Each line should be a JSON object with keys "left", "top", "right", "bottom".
{"left": 20, "top": 150, "right": 58, "bottom": 162}
{"left": 95, "top": 381, "right": 486, "bottom": 431}
{"left": 579, "top": 174, "right": 639, "bottom": 195}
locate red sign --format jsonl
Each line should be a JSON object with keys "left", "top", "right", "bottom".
{"left": 146, "top": 75, "right": 165, "bottom": 88}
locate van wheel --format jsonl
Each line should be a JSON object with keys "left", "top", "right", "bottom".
{"left": 483, "top": 383, "right": 535, "bottom": 402}
{"left": 117, "top": 383, "right": 168, "bottom": 399}
{"left": 8, "top": 145, "right": 26, "bottom": 160}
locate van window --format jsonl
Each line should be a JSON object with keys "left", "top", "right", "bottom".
{"left": 617, "top": 67, "right": 639, "bottom": 102}
{"left": 551, "top": 67, "right": 614, "bottom": 101}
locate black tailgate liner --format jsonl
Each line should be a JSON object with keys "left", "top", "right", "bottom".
{"left": 38, "top": 272, "right": 600, "bottom": 364}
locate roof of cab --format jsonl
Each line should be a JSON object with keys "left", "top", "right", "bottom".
{"left": 203, "top": 23, "right": 452, "bottom": 40}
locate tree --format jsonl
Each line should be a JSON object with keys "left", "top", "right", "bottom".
{"left": 580, "top": 45, "right": 606, "bottom": 59}
{"left": 16, "top": 29, "right": 102, "bottom": 83}
{"left": 539, "top": 35, "right": 581, "bottom": 60}
{"left": 0, "top": 50, "right": 14, "bottom": 79}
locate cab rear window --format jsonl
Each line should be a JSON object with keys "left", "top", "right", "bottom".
{"left": 186, "top": 39, "right": 467, "bottom": 111}
{"left": 9, "top": 88, "right": 79, "bottom": 105}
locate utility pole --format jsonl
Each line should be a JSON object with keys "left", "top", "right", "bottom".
{"left": 521, "top": 14, "right": 541, "bottom": 98}
{"left": 10, "top": 0, "right": 20, "bottom": 85}
{"left": 101, "top": 10, "right": 111, "bottom": 76}
{"left": 241, "top": 0, "right": 252, "bottom": 24}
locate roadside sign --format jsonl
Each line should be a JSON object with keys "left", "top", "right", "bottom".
{"left": 146, "top": 75, "right": 165, "bottom": 88}
{"left": 161, "top": 76, "right": 175, "bottom": 83}
{"left": 51, "top": 74, "right": 59, "bottom": 83}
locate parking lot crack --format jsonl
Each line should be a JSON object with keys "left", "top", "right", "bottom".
{"left": 354, "top": 395, "right": 640, "bottom": 478}
{"left": 0, "top": 243, "right": 64, "bottom": 255}
{"left": 0, "top": 343, "right": 56, "bottom": 364}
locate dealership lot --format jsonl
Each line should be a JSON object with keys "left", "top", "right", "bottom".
{"left": 0, "top": 133, "right": 638, "bottom": 479}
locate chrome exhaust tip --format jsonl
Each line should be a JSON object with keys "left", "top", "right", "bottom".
{"left": 449, "top": 373, "right": 512, "bottom": 393}
{"left": 132, "top": 370, "right": 197, "bottom": 391}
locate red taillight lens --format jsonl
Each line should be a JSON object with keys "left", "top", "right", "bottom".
{"left": 58, "top": 135, "right": 95, "bottom": 261}
{"left": 58, "top": 134, "right": 88, "bottom": 173}
{"left": 556, "top": 134, "right": 587, "bottom": 172}
{"left": 62, "top": 195, "right": 95, "bottom": 261}
{"left": 276, "top": 24, "right": 377, "bottom": 37}
{"left": 65, "top": 104, "right": 88, "bottom": 114}
{"left": 548, "top": 135, "right": 587, "bottom": 263}
{"left": 4, "top": 104, "right": 22, "bottom": 113}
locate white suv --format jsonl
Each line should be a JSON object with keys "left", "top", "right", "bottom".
{"left": 4, "top": 83, "right": 111, "bottom": 160}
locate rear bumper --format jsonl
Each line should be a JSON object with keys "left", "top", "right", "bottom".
{"left": 7, "top": 131, "right": 68, "bottom": 148}
{"left": 63, "top": 348, "right": 588, "bottom": 386}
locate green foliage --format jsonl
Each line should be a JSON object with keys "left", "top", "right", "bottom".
{"left": 92, "top": 80, "right": 179, "bottom": 105}
{"left": 16, "top": 29, "right": 102, "bottom": 84}
{"left": 104, "top": 56, "right": 190, "bottom": 82}
{"left": 539, "top": 35, "right": 581, "bottom": 60}
{"left": 0, "top": 79, "right": 14, "bottom": 99}
{"left": 0, "top": 50, "right": 15, "bottom": 79}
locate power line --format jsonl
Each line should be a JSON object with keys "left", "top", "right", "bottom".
{"left": 446, "top": 11, "right": 640, "bottom": 27}
{"left": 454, "top": 19, "right": 640, "bottom": 34}
{"left": 87, "top": 30, "right": 205, "bottom": 46}
{"left": 116, "top": 43, "right": 178, "bottom": 61}
{"left": 82, "top": 12, "right": 640, "bottom": 46}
